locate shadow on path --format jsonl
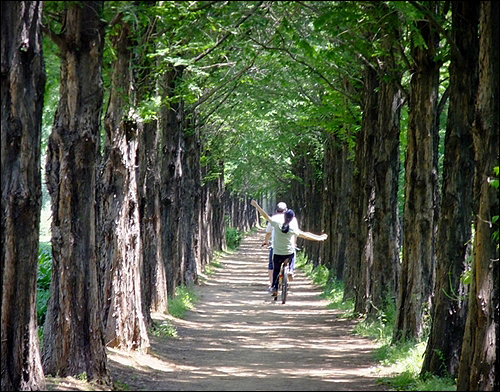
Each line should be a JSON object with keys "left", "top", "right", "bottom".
{"left": 107, "top": 228, "right": 391, "bottom": 391}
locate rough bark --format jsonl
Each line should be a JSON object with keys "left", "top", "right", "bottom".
{"left": 289, "top": 144, "right": 324, "bottom": 266}
{"left": 134, "top": 1, "right": 167, "bottom": 322}
{"left": 369, "top": 48, "right": 402, "bottom": 318}
{"left": 42, "top": 1, "right": 110, "bottom": 383}
{"left": 1, "top": 2, "right": 46, "bottom": 390}
{"left": 139, "top": 119, "right": 167, "bottom": 318}
{"left": 344, "top": 65, "right": 377, "bottom": 312}
{"left": 213, "top": 162, "right": 227, "bottom": 252}
{"left": 393, "top": 11, "right": 441, "bottom": 343}
{"left": 421, "top": 1, "right": 478, "bottom": 378}
{"left": 322, "top": 135, "right": 352, "bottom": 281}
{"left": 200, "top": 156, "right": 215, "bottom": 270}
{"left": 97, "top": 18, "right": 149, "bottom": 352}
{"left": 182, "top": 114, "right": 201, "bottom": 286}
{"left": 457, "top": 2, "right": 498, "bottom": 390}
{"left": 160, "top": 65, "right": 185, "bottom": 298}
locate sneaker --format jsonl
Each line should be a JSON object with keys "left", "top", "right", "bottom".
{"left": 272, "top": 291, "right": 277, "bottom": 297}
{"left": 288, "top": 273, "right": 294, "bottom": 281}
{"left": 267, "top": 286, "right": 273, "bottom": 293}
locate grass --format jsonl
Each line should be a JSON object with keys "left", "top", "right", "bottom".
{"left": 150, "top": 320, "right": 178, "bottom": 339}
{"left": 296, "top": 251, "right": 456, "bottom": 392}
{"left": 167, "top": 285, "right": 199, "bottom": 319}
{"left": 203, "top": 259, "right": 223, "bottom": 276}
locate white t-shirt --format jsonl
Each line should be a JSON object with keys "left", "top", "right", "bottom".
{"left": 266, "top": 213, "right": 298, "bottom": 248}
{"left": 269, "top": 214, "right": 300, "bottom": 255}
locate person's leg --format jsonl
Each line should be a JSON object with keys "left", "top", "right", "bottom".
{"left": 271, "top": 255, "right": 283, "bottom": 294}
{"left": 288, "top": 253, "right": 295, "bottom": 281}
{"left": 268, "top": 248, "right": 274, "bottom": 288}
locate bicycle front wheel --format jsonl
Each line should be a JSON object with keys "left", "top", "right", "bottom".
{"left": 281, "top": 269, "right": 288, "bottom": 304}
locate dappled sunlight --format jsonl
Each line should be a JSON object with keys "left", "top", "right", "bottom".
{"left": 107, "top": 228, "right": 389, "bottom": 391}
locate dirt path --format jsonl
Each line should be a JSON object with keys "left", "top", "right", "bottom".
{"left": 104, "top": 228, "right": 392, "bottom": 391}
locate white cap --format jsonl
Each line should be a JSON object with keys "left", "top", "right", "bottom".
{"left": 276, "top": 202, "right": 287, "bottom": 212}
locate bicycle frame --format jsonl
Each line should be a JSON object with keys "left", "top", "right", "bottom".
{"left": 276, "top": 258, "right": 290, "bottom": 304}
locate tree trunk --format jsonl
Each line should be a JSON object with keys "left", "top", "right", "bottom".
{"left": 213, "top": 162, "right": 227, "bottom": 252}
{"left": 393, "top": 11, "right": 441, "bottom": 343}
{"left": 321, "top": 133, "right": 352, "bottom": 281}
{"left": 134, "top": 1, "right": 167, "bottom": 322}
{"left": 139, "top": 119, "right": 167, "bottom": 318}
{"left": 368, "top": 17, "right": 403, "bottom": 317}
{"left": 182, "top": 114, "right": 201, "bottom": 286}
{"left": 421, "top": 1, "right": 479, "bottom": 378}
{"left": 160, "top": 65, "right": 185, "bottom": 298}
{"left": 97, "top": 18, "right": 149, "bottom": 352}
{"left": 457, "top": 2, "right": 498, "bottom": 390}
{"left": 1, "top": 2, "right": 46, "bottom": 390}
{"left": 369, "top": 73, "right": 402, "bottom": 319}
{"left": 344, "top": 65, "right": 377, "bottom": 312}
{"left": 42, "top": 1, "right": 110, "bottom": 383}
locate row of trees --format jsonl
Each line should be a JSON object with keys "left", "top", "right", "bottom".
{"left": 1, "top": 1, "right": 498, "bottom": 391}
{"left": 261, "top": 2, "right": 498, "bottom": 390}
{"left": 2, "top": 1, "right": 258, "bottom": 389}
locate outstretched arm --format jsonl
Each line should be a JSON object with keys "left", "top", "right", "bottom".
{"left": 251, "top": 200, "right": 271, "bottom": 222}
{"left": 298, "top": 231, "right": 328, "bottom": 241}
{"left": 262, "top": 231, "right": 272, "bottom": 246}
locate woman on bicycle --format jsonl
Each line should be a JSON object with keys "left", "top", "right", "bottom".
{"left": 262, "top": 202, "right": 298, "bottom": 291}
{"left": 251, "top": 200, "right": 328, "bottom": 297}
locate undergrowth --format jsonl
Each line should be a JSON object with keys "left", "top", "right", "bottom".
{"left": 167, "top": 285, "right": 199, "bottom": 319}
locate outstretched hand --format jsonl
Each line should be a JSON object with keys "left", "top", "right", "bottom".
{"left": 320, "top": 233, "right": 328, "bottom": 241}
{"left": 251, "top": 199, "right": 258, "bottom": 208}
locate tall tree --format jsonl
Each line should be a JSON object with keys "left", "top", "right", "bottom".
{"left": 1, "top": 2, "right": 46, "bottom": 390}
{"left": 344, "top": 64, "right": 377, "bottom": 310}
{"left": 321, "top": 132, "right": 353, "bottom": 282}
{"left": 135, "top": 4, "right": 168, "bottom": 323}
{"left": 421, "top": 1, "right": 479, "bottom": 378}
{"left": 160, "top": 65, "right": 187, "bottom": 298}
{"left": 457, "top": 1, "right": 499, "bottom": 390}
{"left": 42, "top": 1, "right": 110, "bottom": 383}
{"left": 97, "top": 12, "right": 150, "bottom": 351}
{"left": 364, "top": 2, "right": 403, "bottom": 319}
{"left": 393, "top": 2, "right": 442, "bottom": 343}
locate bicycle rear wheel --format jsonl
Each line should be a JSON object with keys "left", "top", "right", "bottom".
{"left": 281, "top": 267, "right": 288, "bottom": 304}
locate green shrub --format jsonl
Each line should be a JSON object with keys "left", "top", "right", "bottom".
{"left": 37, "top": 242, "right": 52, "bottom": 290}
{"left": 150, "top": 320, "right": 178, "bottom": 338}
{"left": 226, "top": 227, "right": 243, "bottom": 250}
{"left": 168, "top": 285, "right": 199, "bottom": 319}
{"left": 37, "top": 242, "right": 52, "bottom": 326}
{"left": 36, "top": 289, "right": 50, "bottom": 326}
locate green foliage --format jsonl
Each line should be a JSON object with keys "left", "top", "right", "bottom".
{"left": 37, "top": 243, "right": 52, "bottom": 290}
{"left": 150, "top": 320, "right": 178, "bottom": 339}
{"left": 167, "top": 285, "right": 199, "bottom": 319}
{"left": 204, "top": 259, "right": 223, "bottom": 277}
{"left": 36, "top": 290, "right": 50, "bottom": 327}
{"left": 75, "top": 372, "right": 88, "bottom": 381}
{"left": 37, "top": 242, "right": 52, "bottom": 326}
{"left": 354, "top": 296, "right": 397, "bottom": 342}
{"left": 113, "top": 380, "right": 131, "bottom": 391}
{"left": 226, "top": 226, "right": 243, "bottom": 251}
{"left": 376, "top": 341, "right": 455, "bottom": 391}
